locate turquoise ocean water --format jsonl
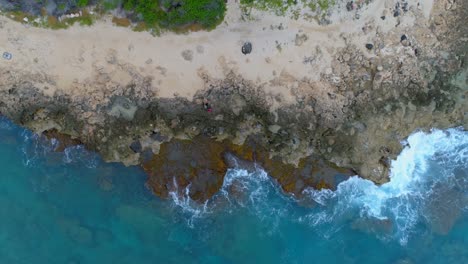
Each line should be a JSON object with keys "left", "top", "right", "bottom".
{"left": 0, "top": 116, "right": 467, "bottom": 264}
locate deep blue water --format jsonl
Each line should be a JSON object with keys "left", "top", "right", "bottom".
{"left": 0, "top": 117, "right": 467, "bottom": 264}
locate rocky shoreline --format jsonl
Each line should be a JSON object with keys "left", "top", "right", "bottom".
{"left": 0, "top": 0, "right": 466, "bottom": 201}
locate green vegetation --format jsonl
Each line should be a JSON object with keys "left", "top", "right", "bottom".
{"left": 6, "top": 10, "right": 94, "bottom": 29}
{"left": 57, "top": 3, "right": 67, "bottom": 11}
{"left": 241, "top": 0, "right": 296, "bottom": 15}
{"left": 122, "top": 0, "right": 226, "bottom": 30}
{"left": 47, "top": 14, "right": 94, "bottom": 29}
{"left": 240, "top": 0, "right": 336, "bottom": 18}
{"left": 133, "top": 22, "right": 148, "bottom": 32}
{"left": 4, "top": 0, "right": 226, "bottom": 32}
{"left": 77, "top": 0, "right": 89, "bottom": 7}
{"left": 102, "top": 0, "right": 120, "bottom": 10}
{"left": 3, "top": 0, "right": 336, "bottom": 34}
{"left": 77, "top": 14, "right": 94, "bottom": 26}
{"left": 46, "top": 15, "right": 68, "bottom": 29}
{"left": 317, "top": 0, "right": 332, "bottom": 10}
{"left": 7, "top": 11, "right": 35, "bottom": 23}
{"left": 112, "top": 16, "right": 132, "bottom": 27}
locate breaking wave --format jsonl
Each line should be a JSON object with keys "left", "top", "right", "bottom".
{"left": 16, "top": 124, "right": 99, "bottom": 169}
{"left": 4, "top": 116, "right": 467, "bottom": 245}
{"left": 302, "top": 127, "right": 468, "bottom": 244}
{"left": 170, "top": 127, "right": 468, "bottom": 244}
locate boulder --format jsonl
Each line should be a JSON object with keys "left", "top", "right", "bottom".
{"left": 241, "top": 42, "right": 252, "bottom": 55}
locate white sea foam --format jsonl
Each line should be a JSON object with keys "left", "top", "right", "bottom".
{"left": 219, "top": 167, "right": 291, "bottom": 232}
{"left": 165, "top": 128, "right": 468, "bottom": 242}
{"left": 169, "top": 165, "right": 290, "bottom": 229}
{"left": 19, "top": 129, "right": 99, "bottom": 169}
{"left": 303, "top": 127, "right": 468, "bottom": 244}
{"left": 0, "top": 117, "right": 14, "bottom": 130}
{"left": 168, "top": 179, "right": 211, "bottom": 227}
{"left": 220, "top": 168, "right": 271, "bottom": 203}
{"left": 7, "top": 116, "right": 465, "bottom": 244}
{"left": 62, "top": 145, "right": 98, "bottom": 168}
{"left": 20, "top": 130, "right": 54, "bottom": 167}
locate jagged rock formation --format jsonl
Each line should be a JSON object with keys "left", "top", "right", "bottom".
{"left": 0, "top": 0, "right": 466, "bottom": 201}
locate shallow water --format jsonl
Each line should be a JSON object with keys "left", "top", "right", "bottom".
{"left": 0, "top": 117, "right": 467, "bottom": 264}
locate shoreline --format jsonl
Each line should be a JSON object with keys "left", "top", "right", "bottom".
{"left": 0, "top": 0, "right": 467, "bottom": 201}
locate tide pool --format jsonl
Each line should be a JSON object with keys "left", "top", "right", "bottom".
{"left": 0, "top": 117, "right": 467, "bottom": 264}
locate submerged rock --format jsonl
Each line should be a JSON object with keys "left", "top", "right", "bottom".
{"left": 43, "top": 129, "right": 82, "bottom": 152}
{"left": 142, "top": 136, "right": 353, "bottom": 202}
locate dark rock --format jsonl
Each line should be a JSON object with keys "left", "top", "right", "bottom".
{"left": 381, "top": 16, "right": 386, "bottom": 20}
{"left": 150, "top": 132, "right": 168, "bottom": 142}
{"left": 42, "top": 129, "right": 82, "bottom": 152}
{"left": 402, "top": 2, "right": 409, "bottom": 12}
{"left": 143, "top": 137, "right": 228, "bottom": 201}
{"left": 2, "top": 52, "right": 12, "bottom": 60}
{"left": 379, "top": 156, "right": 390, "bottom": 168}
{"left": 365, "top": 43, "right": 374, "bottom": 50}
{"left": 414, "top": 48, "right": 419, "bottom": 56}
{"left": 346, "top": 1, "right": 354, "bottom": 11}
{"left": 393, "top": 10, "right": 400, "bottom": 17}
{"left": 141, "top": 149, "right": 154, "bottom": 163}
{"left": 400, "top": 34, "right": 407, "bottom": 42}
{"left": 130, "top": 140, "right": 142, "bottom": 153}
{"left": 241, "top": 42, "right": 252, "bottom": 55}
{"left": 142, "top": 136, "right": 353, "bottom": 202}
{"left": 202, "top": 126, "right": 217, "bottom": 137}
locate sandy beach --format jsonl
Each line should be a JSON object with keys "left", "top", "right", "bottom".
{"left": 0, "top": 0, "right": 434, "bottom": 102}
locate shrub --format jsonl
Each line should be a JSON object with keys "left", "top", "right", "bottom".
{"left": 122, "top": 0, "right": 226, "bottom": 29}
{"left": 77, "top": 0, "right": 89, "bottom": 7}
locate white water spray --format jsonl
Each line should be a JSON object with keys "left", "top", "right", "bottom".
{"left": 303, "top": 127, "right": 468, "bottom": 244}
{"left": 168, "top": 128, "right": 467, "bottom": 243}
